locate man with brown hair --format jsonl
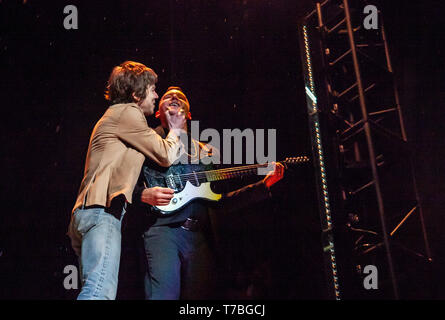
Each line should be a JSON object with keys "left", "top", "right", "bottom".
{"left": 67, "top": 61, "right": 185, "bottom": 300}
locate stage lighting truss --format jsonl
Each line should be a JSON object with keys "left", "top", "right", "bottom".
{"left": 299, "top": 0, "right": 431, "bottom": 299}
{"left": 300, "top": 24, "right": 341, "bottom": 300}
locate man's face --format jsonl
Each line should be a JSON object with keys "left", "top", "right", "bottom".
{"left": 138, "top": 84, "right": 158, "bottom": 116}
{"left": 158, "top": 89, "right": 190, "bottom": 127}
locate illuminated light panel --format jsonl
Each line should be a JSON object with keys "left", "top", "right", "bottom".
{"left": 305, "top": 86, "right": 318, "bottom": 103}
{"left": 302, "top": 24, "right": 340, "bottom": 300}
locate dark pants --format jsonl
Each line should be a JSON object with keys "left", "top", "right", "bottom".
{"left": 142, "top": 224, "right": 215, "bottom": 300}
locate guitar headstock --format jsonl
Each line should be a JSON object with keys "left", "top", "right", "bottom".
{"left": 282, "top": 156, "right": 310, "bottom": 168}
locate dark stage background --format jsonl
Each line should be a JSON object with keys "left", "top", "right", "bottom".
{"left": 0, "top": 0, "right": 444, "bottom": 300}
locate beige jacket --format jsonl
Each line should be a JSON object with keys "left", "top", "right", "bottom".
{"left": 72, "top": 103, "right": 183, "bottom": 212}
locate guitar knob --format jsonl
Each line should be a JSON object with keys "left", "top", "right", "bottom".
{"left": 172, "top": 198, "right": 178, "bottom": 204}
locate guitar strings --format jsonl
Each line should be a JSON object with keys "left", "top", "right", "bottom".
{"left": 172, "top": 159, "right": 301, "bottom": 184}
{"left": 172, "top": 163, "right": 267, "bottom": 184}
{"left": 169, "top": 157, "right": 307, "bottom": 184}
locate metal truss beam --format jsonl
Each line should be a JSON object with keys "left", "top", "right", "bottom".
{"left": 299, "top": 0, "right": 432, "bottom": 299}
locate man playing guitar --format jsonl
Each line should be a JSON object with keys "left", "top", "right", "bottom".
{"left": 131, "top": 86, "right": 285, "bottom": 300}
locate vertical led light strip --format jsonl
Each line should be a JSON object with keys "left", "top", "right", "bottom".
{"left": 302, "top": 25, "right": 340, "bottom": 300}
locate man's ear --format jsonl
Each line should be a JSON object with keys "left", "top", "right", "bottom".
{"left": 132, "top": 92, "right": 141, "bottom": 103}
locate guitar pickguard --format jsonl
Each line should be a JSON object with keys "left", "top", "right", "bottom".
{"left": 153, "top": 181, "right": 222, "bottom": 214}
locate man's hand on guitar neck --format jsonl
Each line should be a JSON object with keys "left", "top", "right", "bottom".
{"left": 263, "top": 162, "right": 285, "bottom": 189}
{"left": 141, "top": 186, "right": 175, "bottom": 206}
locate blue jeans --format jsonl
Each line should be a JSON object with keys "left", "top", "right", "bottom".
{"left": 67, "top": 206, "right": 126, "bottom": 300}
{"left": 143, "top": 225, "right": 215, "bottom": 300}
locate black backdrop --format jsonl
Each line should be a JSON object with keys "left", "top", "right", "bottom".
{"left": 1, "top": 0, "right": 444, "bottom": 300}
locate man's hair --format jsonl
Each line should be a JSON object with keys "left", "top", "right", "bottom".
{"left": 104, "top": 61, "right": 158, "bottom": 104}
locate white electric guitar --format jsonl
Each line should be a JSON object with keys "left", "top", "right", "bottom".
{"left": 142, "top": 156, "right": 310, "bottom": 215}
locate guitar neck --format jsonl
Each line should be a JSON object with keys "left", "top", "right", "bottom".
{"left": 175, "top": 163, "right": 276, "bottom": 185}
{"left": 172, "top": 156, "right": 308, "bottom": 186}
